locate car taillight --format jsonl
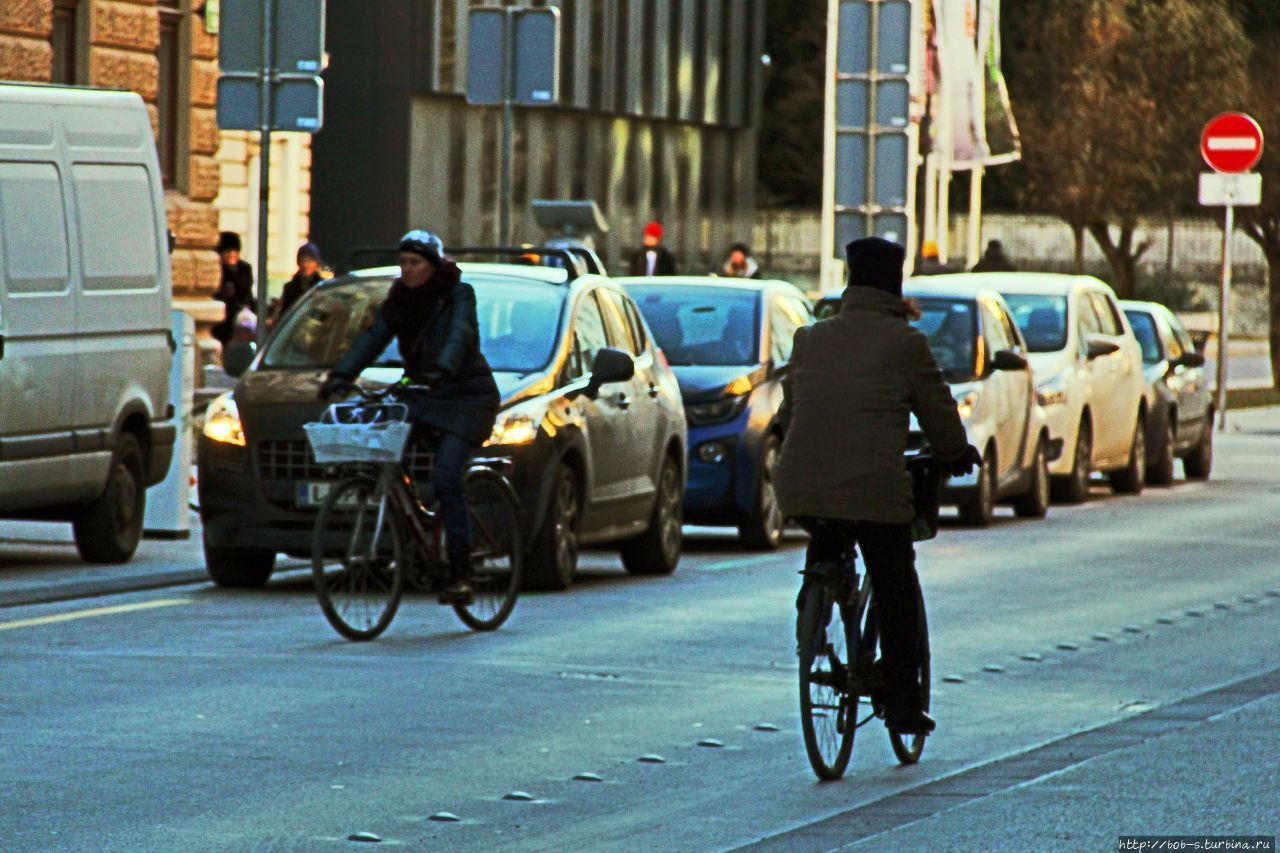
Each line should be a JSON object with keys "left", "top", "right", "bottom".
{"left": 656, "top": 348, "right": 671, "bottom": 370}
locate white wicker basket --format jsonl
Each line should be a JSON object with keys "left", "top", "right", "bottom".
{"left": 304, "top": 402, "right": 412, "bottom": 464}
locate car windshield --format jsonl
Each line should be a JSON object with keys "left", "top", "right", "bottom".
{"left": 627, "top": 286, "right": 761, "bottom": 366}
{"left": 910, "top": 298, "right": 979, "bottom": 382}
{"left": 1003, "top": 294, "right": 1069, "bottom": 352}
{"left": 1125, "top": 310, "right": 1163, "bottom": 365}
{"left": 261, "top": 275, "right": 565, "bottom": 374}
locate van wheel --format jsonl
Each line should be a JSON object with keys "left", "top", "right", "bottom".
{"left": 1051, "top": 418, "right": 1092, "bottom": 503}
{"left": 523, "top": 464, "right": 580, "bottom": 591}
{"left": 621, "top": 456, "right": 683, "bottom": 576}
{"left": 1013, "top": 438, "right": 1050, "bottom": 518}
{"left": 1182, "top": 421, "right": 1213, "bottom": 480}
{"left": 205, "top": 538, "right": 276, "bottom": 588}
{"left": 957, "top": 447, "right": 995, "bottom": 527}
{"left": 1147, "top": 420, "right": 1176, "bottom": 486}
{"left": 73, "top": 433, "right": 146, "bottom": 563}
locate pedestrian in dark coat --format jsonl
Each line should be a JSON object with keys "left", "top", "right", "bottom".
{"left": 775, "top": 236, "right": 974, "bottom": 736}
{"left": 210, "top": 231, "right": 255, "bottom": 347}
{"left": 970, "top": 239, "right": 1016, "bottom": 272}
{"left": 628, "top": 221, "right": 678, "bottom": 276}
{"left": 274, "top": 241, "right": 325, "bottom": 323}
{"left": 320, "top": 231, "right": 500, "bottom": 601}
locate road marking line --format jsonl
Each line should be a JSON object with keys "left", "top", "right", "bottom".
{"left": 0, "top": 598, "right": 193, "bottom": 632}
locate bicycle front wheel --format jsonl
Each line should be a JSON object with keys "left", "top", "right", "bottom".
{"left": 888, "top": 588, "right": 931, "bottom": 764}
{"left": 798, "top": 582, "right": 855, "bottom": 780}
{"left": 311, "top": 475, "right": 406, "bottom": 641}
{"left": 453, "top": 467, "right": 523, "bottom": 631}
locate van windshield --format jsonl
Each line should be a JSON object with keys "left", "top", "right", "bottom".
{"left": 910, "top": 298, "right": 979, "bottom": 382}
{"left": 261, "top": 275, "right": 565, "bottom": 374}
{"left": 1002, "top": 294, "right": 1069, "bottom": 352}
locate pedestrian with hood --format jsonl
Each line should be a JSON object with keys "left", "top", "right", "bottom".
{"left": 775, "top": 237, "right": 978, "bottom": 737}
{"left": 628, "top": 221, "right": 678, "bottom": 276}
{"left": 210, "top": 231, "right": 255, "bottom": 348}
{"left": 970, "top": 239, "right": 1016, "bottom": 272}
{"left": 318, "top": 230, "right": 501, "bottom": 603}
{"left": 720, "top": 242, "right": 761, "bottom": 279}
{"left": 273, "top": 241, "right": 325, "bottom": 323}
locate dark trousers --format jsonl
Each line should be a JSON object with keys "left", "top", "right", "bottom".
{"left": 801, "top": 518, "right": 924, "bottom": 711}
{"left": 432, "top": 431, "right": 478, "bottom": 573}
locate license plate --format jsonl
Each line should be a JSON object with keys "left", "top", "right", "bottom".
{"left": 297, "top": 481, "right": 375, "bottom": 509}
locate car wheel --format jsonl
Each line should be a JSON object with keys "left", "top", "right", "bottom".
{"left": 1013, "top": 438, "right": 1050, "bottom": 519}
{"left": 1051, "top": 417, "right": 1092, "bottom": 504}
{"left": 739, "top": 435, "right": 785, "bottom": 551}
{"left": 73, "top": 433, "right": 146, "bottom": 563}
{"left": 1110, "top": 414, "right": 1146, "bottom": 495}
{"left": 1147, "top": 419, "right": 1176, "bottom": 486}
{"left": 523, "top": 463, "right": 580, "bottom": 591}
{"left": 205, "top": 537, "right": 275, "bottom": 588}
{"left": 957, "top": 447, "right": 995, "bottom": 527}
{"left": 1183, "top": 420, "right": 1213, "bottom": 480}
{"left": 621, "top": 456, "right": 683, "bottom": 576}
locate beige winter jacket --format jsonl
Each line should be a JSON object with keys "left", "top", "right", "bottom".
{"left": 775, "top": 286, "right": 968, "bottom": 524}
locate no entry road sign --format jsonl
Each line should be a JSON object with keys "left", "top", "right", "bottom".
{"left": 1201, "top": 112, "right": 1264, "bottom": 173}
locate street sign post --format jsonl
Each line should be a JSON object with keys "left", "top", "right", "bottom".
{"left": 217, "top": 0, "right": 327, "bottom": 344}
{"left": 1199, "top": 112, "right": 1265, "bottom": 431}
{"left": 466, "top": 6, "right": 561, "bottom": 246}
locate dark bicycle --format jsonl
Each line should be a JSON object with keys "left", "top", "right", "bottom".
{"left": 305, "top": 383, "right": 523, "bottom": 640}
{"left": 796, "top": 454, "right": 942, "bottom": 780}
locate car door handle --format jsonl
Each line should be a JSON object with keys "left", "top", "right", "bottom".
{"left": 616, "top": 393, "right": 632, "bottom": 410}
{"left": 648, "top": 383, "right": 660, "bottom": 399}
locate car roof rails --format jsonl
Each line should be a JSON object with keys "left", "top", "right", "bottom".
{"left": 343, "top": 245, "right": 589, "bottom": 281}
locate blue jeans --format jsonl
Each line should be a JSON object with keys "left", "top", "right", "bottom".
{"left": 432, "top": 431, "right": 478, "bottom": 573}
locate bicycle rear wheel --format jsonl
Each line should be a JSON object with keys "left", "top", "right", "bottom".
{"left": 453, "top": 468, "right": 523, "bottom": 631}
{"left": 888, "top": 589, "right": 931, "bottom": 764}
{"left": 311, "top": 475, "right": 406, "bottom": 641}
{"left": 798, "top": 582, "right": 855, "bottom": 780}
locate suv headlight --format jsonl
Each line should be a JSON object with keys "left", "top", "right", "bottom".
{"left": 954, "top": 390, "right": 979, "bottom": 420}
{"left": 486, "top": 400, "right": 545, "bottom": 447}
{"left": 1036, "top": 376, "right": 1068, "bottom": 407}
{"left": 203, "top": 393, "right": 245, "bottom": 446}
{"left": 687, "top": 394, "right": 749, "bottom": 426}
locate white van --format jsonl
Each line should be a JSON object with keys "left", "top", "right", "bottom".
{"left": 0, "top": 83, "right": 174, "bottom": 562}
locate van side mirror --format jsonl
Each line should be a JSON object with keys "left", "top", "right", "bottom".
{"left": 223, "top": 341, "right": 257, "bottom": 377}
{"left": 1085, "top": 336, "right": 1120, "bottom": 360}
{"left": 584, "top": 347, "right": 635, "bottom": 400}
{"left": 1173, "top": 351, "right": 1206, "bottom": 369}
{"left": 991, "top": 350, "right": 1028, "bottom": 372}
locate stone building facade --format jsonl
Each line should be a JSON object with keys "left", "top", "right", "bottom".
{"left": 0, "top": 1, "right": 313, "bottom": 311}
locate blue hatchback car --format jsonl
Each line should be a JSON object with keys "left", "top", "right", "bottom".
{"left": 621, "top": 277, "right": 815, "bottom": 549}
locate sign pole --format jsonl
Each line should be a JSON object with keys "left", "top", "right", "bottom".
{"left": 498, "top": 7, "right": 516, "bottom": 247}
{"left": 1216, "top": 203, "right": 1234, "bottom": 432}
{"left": 255, "top": 0, "right": 275, "bottom": 346}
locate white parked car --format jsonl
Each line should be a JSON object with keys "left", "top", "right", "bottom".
{"left": 901, "top": 280, "right": 1054, "bottom": 525}
{"left": 974, "top": 273, "right": 1148, "bottom": 502}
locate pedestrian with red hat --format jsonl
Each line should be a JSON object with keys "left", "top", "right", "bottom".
{"left": 628, "top": 220, "right": 678, "bottom": 277}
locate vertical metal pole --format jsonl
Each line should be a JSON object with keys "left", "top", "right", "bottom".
{"left": 498, "top": 8, "right": 515, "bottom": 247}
{"left": 1216, "top": 204, "right": 1234, "bottom": 431}
{"left": 255, "top": 0, "right": 275, "bottom": 346}
{"left": 966, "top": 165, "right": 983, "bottom": 269}
{"left": 818, "top": 0, "right": 840, "bottom": 293}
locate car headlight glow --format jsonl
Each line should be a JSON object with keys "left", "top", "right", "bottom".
{"left": 485, "top": 399, "right": 547, "bottom": 447}
{"left": 954, "top": 390, "right": 979, "bottom": 420}
{"left": 202, "top": 392, "right": 245, "bottom": 446}
{"left": 1036, "top": 376, "right": 1068, "bottom": 407}
{"left": 687, "top": 394, "right": 749, "bottom": 426}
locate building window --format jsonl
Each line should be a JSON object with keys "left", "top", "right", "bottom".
{"left": 156, "top": 0, "right": 184, "bottom": 187}
{"left": 51, "top": 0, "right": 81, "bottom": 85}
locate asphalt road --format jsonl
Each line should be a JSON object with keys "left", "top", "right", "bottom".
{"left": 2, "top": 409, "right": 1278, "bottom": 851}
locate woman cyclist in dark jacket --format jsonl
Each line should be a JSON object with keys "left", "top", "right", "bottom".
{"left": 319, "top": 231, "right": 500, "bottom": 602}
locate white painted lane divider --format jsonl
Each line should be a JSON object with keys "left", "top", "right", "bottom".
{"left": 0, "top": 598, "right": 193, "bottom": 632}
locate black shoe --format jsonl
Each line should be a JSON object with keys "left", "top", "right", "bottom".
{"left": 437, "top": 579, "right": 473, "bottom": 605}
{"left": 885, "top": 709, "right": 936, "bottom": 736}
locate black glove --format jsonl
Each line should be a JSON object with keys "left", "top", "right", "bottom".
{"left": 947, "top": 444, "right": 983, "bottom": 477}
{"left": 318, "top": 374, "right": 355, "bottom": 402}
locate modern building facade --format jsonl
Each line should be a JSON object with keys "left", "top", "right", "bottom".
{"left": 312, "top": 0, "right": 766, "bottom": 274}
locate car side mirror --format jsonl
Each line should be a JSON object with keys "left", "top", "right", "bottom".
{"left": 1085, "top": 336, "right": 1120, "bottom": 360}
{"left": 991, "top": 350, "right": 1028, "bottom": 372}
{"left": 1174, "top": 351, "right": 1206, "bottom": 369}
{"left": 223, "top": 341, "right": 257, "bottom": 377}
{"left": 584, "top": 347, "right": 635, "bottom": 399}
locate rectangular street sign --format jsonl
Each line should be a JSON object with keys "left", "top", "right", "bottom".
{"left": 1199, "top": 171, "right": 1262, "bottom": 207}
{"left": 216, "top": 75, "right": 324, "bottom": 132}
{"left": 219, "top": 0, "right": 326, "bottom": 74}
{"left": 513, "top": 8, "right": 560, "bottom": 105}
{"left": 467, "top": 7, "right": 561, "bottom": 106}
{"left": 466, "top": 8, "right": 507, "bottom": 105}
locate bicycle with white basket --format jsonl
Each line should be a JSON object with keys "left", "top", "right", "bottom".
{"left": 303, "top": 382, "right": 523, "bottom": 640}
